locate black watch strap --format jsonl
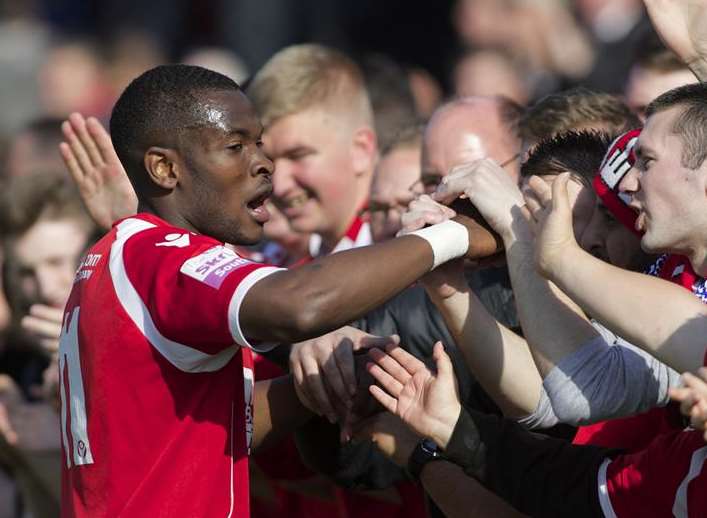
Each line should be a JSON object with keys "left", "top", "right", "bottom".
{"left": 408, "top": 438, "right": 442, "bottom": 480}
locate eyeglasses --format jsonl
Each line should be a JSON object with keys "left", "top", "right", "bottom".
{"left": 409, "top": 153, "right": 520, "bottom": 194}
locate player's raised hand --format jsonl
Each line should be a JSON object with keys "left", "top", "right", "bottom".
{"left": 366, "top": 342, "right": 461, "bottom": 449}
{"left": 523, "top": 173, "right": 578, "bottom": 279}
{"left": 60, "top": 113, "right": 138, "bottom": 231}
{"left": 644, "top": 0, "right": 707, "bottom": 81}
{"left": 290, "top": 326, "right": 399, "bottom": 423}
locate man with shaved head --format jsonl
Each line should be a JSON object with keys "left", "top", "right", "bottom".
{"left": 294, "top": 95, "right": 524, "bottom": 425}
{"left": 289, "top": 96, "right": 525, "bottom": 517}
{"left": 418, "top": 96, "right": 521, "bottom": 195}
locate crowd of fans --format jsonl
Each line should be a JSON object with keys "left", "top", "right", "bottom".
{"left": 0, "top": 0, "right": 706, "bottom": 517}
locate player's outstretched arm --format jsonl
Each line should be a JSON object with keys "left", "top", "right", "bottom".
{"left": 525, "top": 173, "right": 707, "bottom": 373}
{"left": 240, "top": 212, "right": 499, "bottom": 344}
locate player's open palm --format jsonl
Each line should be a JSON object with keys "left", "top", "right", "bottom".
{"left": 367, "top": 342, "right": 461, "bottom": 448}
{"left": 523, "top": 173, "right": 577, "bottom": 279}
{"left": 60, "top": 113, "right": 138, "bottom": 230}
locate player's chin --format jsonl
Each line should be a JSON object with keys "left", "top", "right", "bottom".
{"left": 239, "top": 224, "right": 265, "bottom": 246}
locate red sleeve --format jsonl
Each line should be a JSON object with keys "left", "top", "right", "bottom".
{"left": 600, "top": 430, "right": 707, "bottom": 517}
{"left": 117, "top": 221, "right": 283, "bottom": 355}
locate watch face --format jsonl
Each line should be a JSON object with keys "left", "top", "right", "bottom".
{"left": 421, "top": 438, "right": 440, "bottom": 455}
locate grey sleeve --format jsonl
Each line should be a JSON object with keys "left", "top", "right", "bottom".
{"left": 542, "top": 321, "right": 681, "bottom": 425}
{"left": 516, "top": 387, "right": 560, "bottom": 430}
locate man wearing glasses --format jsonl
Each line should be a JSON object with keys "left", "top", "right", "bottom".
{"left": 290, "top": 97, "right": 525, "bottom": 515}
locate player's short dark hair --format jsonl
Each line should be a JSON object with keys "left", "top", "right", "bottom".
{"left": 519, "top": 87, "right": 638, "bottom": 144}
{"left": 645, "top": 82, "right": 707, "bottom": 169}
{"left": 109, "top": 64, "right": 240, "bottom": 194}
{"left": 521, "top": 130, "right": 612, "bottom": 186}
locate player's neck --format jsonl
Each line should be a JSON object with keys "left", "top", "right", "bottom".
{"left": 138, "top": 201, "right": 200, "bottom": 235}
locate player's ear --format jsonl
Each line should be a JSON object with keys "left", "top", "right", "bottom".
{"left": 144, "top": 147, "right": 180, "bottom": 190}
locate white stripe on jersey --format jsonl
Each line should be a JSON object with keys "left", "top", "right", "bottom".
{"left": 672, "top": 445, "right": 707, "bottom": 518}
{"left": 597, "top": 458, "right": 619, "bottom": 518}
{"left": 227, "top": 399, "right": 235, "bottom": 518}
{"left": 227, "top": 266, "right": 283, "bottom": 352}
{"left": 110, "top": 218, "right": 237, "bottom": 373}
{"left": 59, "top": 307, "right": 95, "bottom": 466}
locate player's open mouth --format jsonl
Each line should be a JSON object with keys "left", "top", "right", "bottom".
{"left": 247, "top": 187, "right": 272, "bottom": 224}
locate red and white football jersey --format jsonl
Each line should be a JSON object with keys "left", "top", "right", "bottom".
{"left": 598, "top": 429, "right": 706, "bottom": 517}
{"left": 307, "top": 215, "right": 372, "bottom": 259}
{"left": 58, "top": 213, "right": 282, "bottom": 518}
{"left": 596, "top": 358, "right": 707, "bottom": 518}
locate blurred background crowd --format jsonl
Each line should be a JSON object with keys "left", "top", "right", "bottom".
{"left": 0, "top": 0, "right": 683, "bottom": 142}
{"left": 0, "top": 0, "right": 704, "bottom": 517}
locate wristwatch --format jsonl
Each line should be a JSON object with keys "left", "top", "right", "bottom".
{"left": 408, "top": 438, "right": 442, "bottom": 479}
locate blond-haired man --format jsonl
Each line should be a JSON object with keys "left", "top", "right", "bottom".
{"left": 248, "top": 44, "right": 377, "bottom": 257}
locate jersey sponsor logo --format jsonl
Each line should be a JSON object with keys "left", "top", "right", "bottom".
{"left": 74, "top": 253, "right": 102, "bottom": 283}
{"left": 156, "top": 233, "right": 191, "bottom": 248}
{"left": 180, "top": 245, "right": 252, "bottom": 289}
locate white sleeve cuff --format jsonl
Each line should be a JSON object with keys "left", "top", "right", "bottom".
{"left": 227, "top": 266, "right": 285, "bottom": 352}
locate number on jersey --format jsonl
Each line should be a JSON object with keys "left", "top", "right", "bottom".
{"left": 59, "top": 307, "right": 94, "bottom": 468}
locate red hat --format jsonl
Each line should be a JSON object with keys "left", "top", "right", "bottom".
{"left": 592, "top": 128, "right": 641, "bottom": 235}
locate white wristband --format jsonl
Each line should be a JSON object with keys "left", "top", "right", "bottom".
{"left": 409, "top": 220, "right": 469, "bottom": 270}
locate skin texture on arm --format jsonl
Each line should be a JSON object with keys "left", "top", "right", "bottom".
{"left": 420, "top": 461, "right": 526, "bottom": 518}
{"left": 241, "top": 213, "right": 499, "bottom": 344}
{"left": 526, "top": 173, "right": 707, "bottom": 373}
{"left": 643, "top": 0, "right": 707, "bottom": 81}
{"left": 400, "top": 194, "right": 541, "bottom": 417}
{"left": 433, "top": 160, "right": 598, "bottom": 377}
{"left": 366, "top": 344, "right": 609, "bottom": 518}
{"left": 354, "top": 411, "right": 525, "bottom": 517}
{"left": 503, "top": 235, "right": 598, "bottom": 377}
{"left": 425, "top": 264, "right": 541, "bottom": 418}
